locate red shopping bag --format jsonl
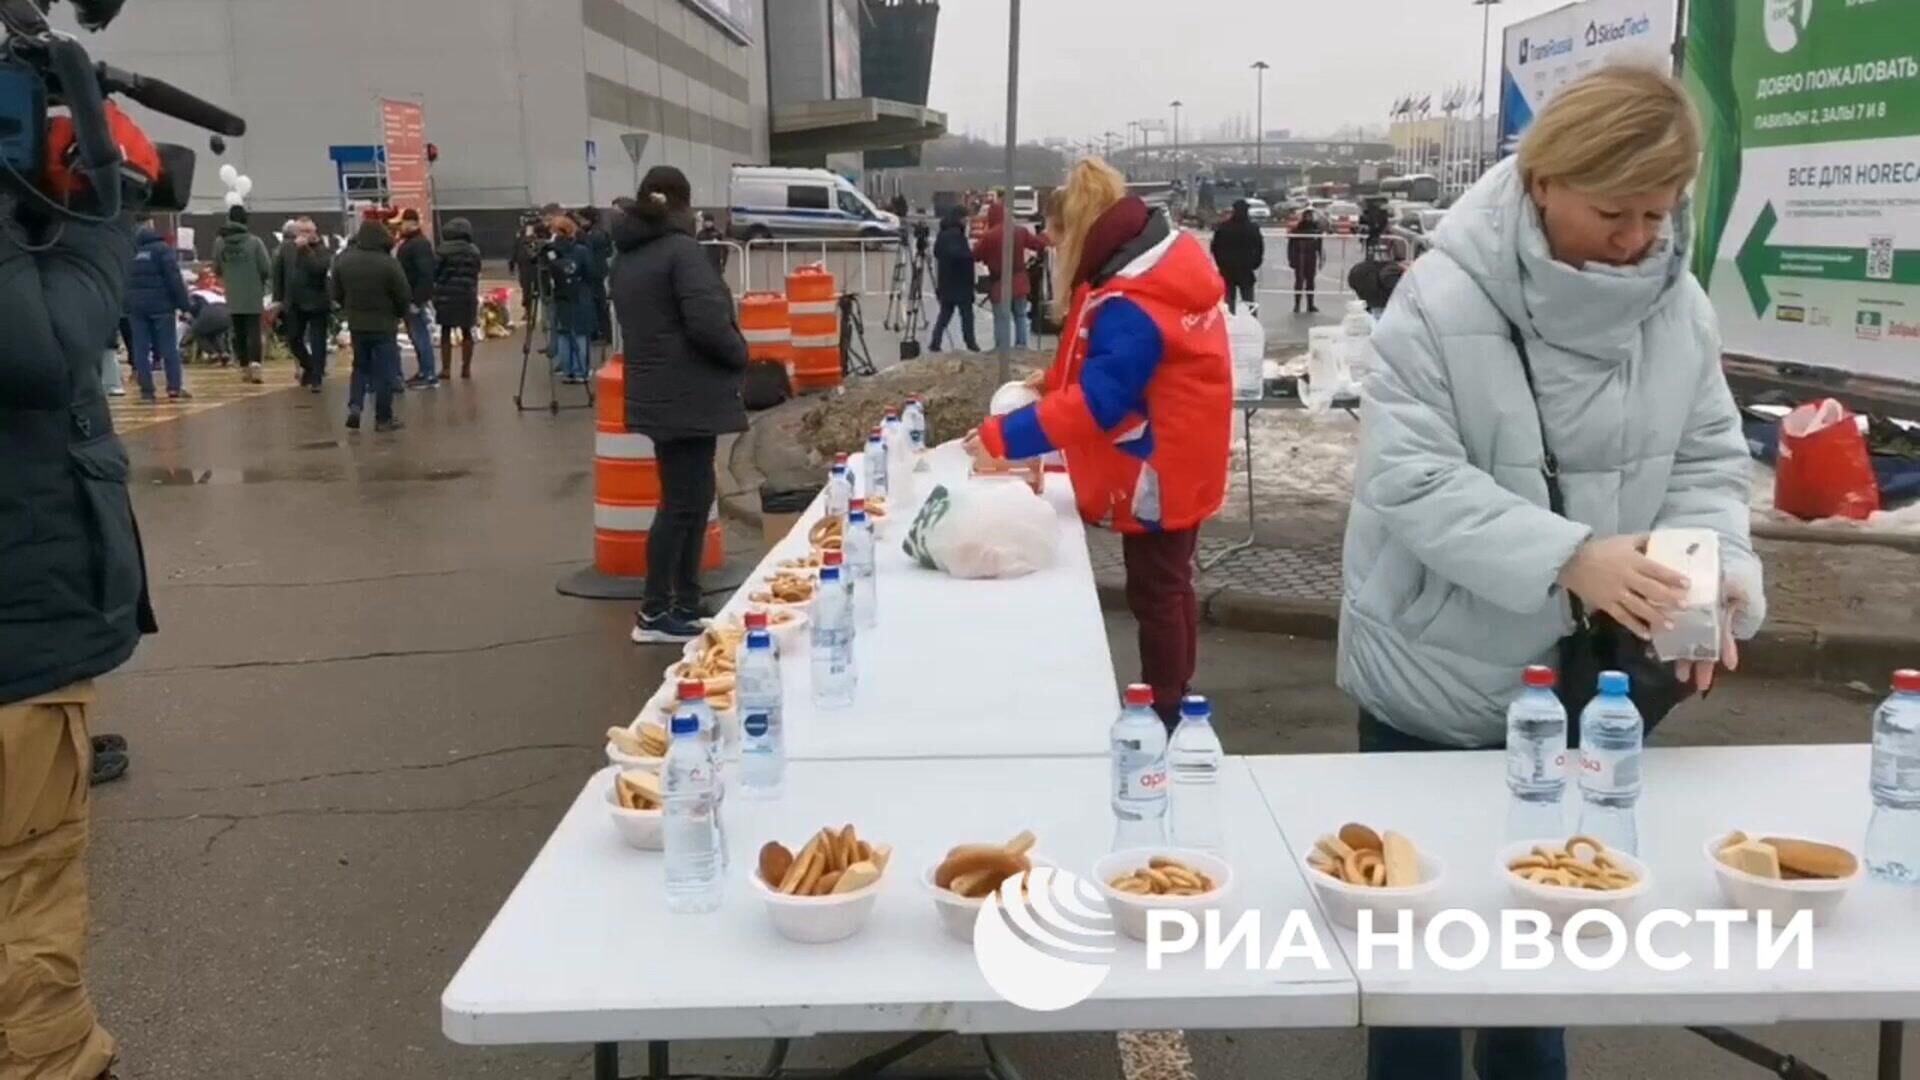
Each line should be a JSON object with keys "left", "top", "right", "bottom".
{"left": 1774, "top": 399, "right": 1881, "bottom": 521}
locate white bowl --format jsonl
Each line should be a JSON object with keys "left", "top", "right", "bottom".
{"left": 1705, "top": 830, "right": 1862, "bottom": 926}
{"left": 921, "top": 854, "right": 1056, "bottom": 943}
{"left": 751, "top": 863, "right": 886, "bottom": 944}
{"left": 603, "top": 767, "right": 663, "bottom": 851}
{"left": 1301, "top": 844, "right": 1447, "bottom": 931}
{"left": 1091, "top": 848, "right": 1235, "bottom": 942}
{"left": 1496, "top": 839, "right": 1653, "bottom": 935}
{"left": 604, "top": 740, "right": 663, "bottom": 770}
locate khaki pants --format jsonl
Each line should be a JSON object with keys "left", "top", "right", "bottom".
{"left": 0, "top": 683, "right": 114, "bottom": 1080}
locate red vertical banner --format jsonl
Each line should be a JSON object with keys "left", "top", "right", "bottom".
{"left": 380, "top": 99, "right": 432, "bottom": 238}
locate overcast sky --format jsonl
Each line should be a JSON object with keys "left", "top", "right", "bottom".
{"left": 925, "top": 0, "right": 1582, "bottom": 143}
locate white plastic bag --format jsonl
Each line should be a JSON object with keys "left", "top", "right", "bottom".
{"left": 1226, "top": 304, "right": 1266, "bottom": 399}
{"left": 902, "top": 481, "right": 1058, "bottom": 579}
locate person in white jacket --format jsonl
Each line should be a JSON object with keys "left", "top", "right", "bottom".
{"left": 1338, "top": 64, "right": 1767, "bottom": 1079}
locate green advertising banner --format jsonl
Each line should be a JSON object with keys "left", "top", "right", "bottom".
{"left": 1689, "top": 0, "right": 1920, "bottom": 380}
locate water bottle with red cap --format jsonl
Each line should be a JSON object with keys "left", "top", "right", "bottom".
{"left": 1112, "top": 683, "right": 1169, "bottom": 849}
{"left": 1866, "top": 668, "right": 1920, "bottom": 883}
{"left": 1505, "top": 664, "right": 1569, "bottom": 841}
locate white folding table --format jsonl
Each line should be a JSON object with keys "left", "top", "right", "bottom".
{"left": 1247, "top": 744, "right": 1917, "bottom": 1079}
{"left": 640, "top": 444, "right": 1118, "bottom": 762}
{"left": 443, "top": 757, "right": 1356, "bottom": 1078}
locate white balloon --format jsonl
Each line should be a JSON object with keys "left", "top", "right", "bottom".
{"left": 224, "top": 190, "right": 245, "bottom": 207}
{"left": 218, "top": 163, "right": 239, "bottom": 185}
{"left": 234, "top": 175, "right": 254, "bottom": 196}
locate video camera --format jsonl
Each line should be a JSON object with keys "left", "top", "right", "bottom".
{"left": 0, "top": 0, "right": 246, "bottom": 215}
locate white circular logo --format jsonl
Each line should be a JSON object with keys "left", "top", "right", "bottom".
{"left": 971, "top": 867, "right": 1116, "bottom": 1012}
{"left": 1764, "top": 0, "right": 1813, "bottom": 54}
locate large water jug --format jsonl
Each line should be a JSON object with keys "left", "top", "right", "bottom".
{"left": 1226, "top": 305, "right": 1266, "bottom": 400}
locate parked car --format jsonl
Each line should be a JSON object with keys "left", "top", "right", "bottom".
{"left": 729, "top": 166, "right": 902, "bottom": 241}
{"left": 1325, "top": 200, "right": 1361, "bottom": 234}
{"left": 1244, "top": 197, "right": 1273, "bottom": 223}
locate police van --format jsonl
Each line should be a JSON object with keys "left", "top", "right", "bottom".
{"left": 728, "top": 166, "right": 901, "bottom": 240}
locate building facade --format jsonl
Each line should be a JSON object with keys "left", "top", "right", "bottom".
{"left": 71, "top": 0, "right": 771, "bottom": 222}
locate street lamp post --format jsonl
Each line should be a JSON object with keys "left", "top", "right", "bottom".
{"left": 1170, "top": 99, "right": 1183, "bottom": 187}
{"left": 997, "top": 0, "right": 1022, "bottom": 385}
{"left": 1473, "top": 0, "right": 1502, "bottom": 176}
{"left": 1251, "top": 60, "right": 1270, "bottom": 186}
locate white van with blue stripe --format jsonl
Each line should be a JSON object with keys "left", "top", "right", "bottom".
{"left": 729, "top": 166, "right": 902, "bottom": 241}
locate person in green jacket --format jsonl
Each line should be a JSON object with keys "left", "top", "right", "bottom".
{"left": 212, "top": 205, "right": 273, "bottom": 383}
{"left": 329, "top": 220, "right": 412, "bottom": 431}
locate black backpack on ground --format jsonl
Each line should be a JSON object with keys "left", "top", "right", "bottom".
{"left": 742, "top": 359, "right": 791, "bottom": 411}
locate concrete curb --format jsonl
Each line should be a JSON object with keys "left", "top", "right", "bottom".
{"left": 1095, "top": 576, "right": 1914, "bottom": 688}
{"left": 1753, "top": 521, "right": 1920, "bottom": 553}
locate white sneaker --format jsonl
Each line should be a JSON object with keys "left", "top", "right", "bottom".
{"left": 108, "top": 387, "right": 127, "bottom": 397}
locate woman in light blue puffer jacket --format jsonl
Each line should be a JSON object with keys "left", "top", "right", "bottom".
{"left": 1339, "top": 64, "right": 1768, "bottom": 1080}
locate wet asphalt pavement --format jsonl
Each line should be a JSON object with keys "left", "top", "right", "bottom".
{"left": 83, "top": 339, "right": 1911, "bottom": 1079}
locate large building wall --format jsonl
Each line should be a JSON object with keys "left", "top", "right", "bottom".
{"left": 62, "top": 0, "right": 768, "bottom": 217}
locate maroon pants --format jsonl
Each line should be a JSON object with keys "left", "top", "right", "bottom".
{"left": 1121, "top": 528, "right": 1200, "bottom": 726}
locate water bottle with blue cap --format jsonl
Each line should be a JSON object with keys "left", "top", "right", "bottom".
{"left": 664, "top": 709, "right": 723, "bottom": 912}
{"left": 1575, "top": 670, "right": 1642, "bottom": 855}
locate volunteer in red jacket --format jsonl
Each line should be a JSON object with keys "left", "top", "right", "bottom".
{"left": 967, "top": 159, "right": 1232, "bottom": 727}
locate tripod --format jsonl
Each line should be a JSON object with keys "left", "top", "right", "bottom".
{"left": 514, "top": 287, "right": 594, "bottom": 415}
{"left": 839, "top": 292, "right": 877, "bottom": 379}
{"left": 884, "top": 232, "right": 933, "bottom": 358}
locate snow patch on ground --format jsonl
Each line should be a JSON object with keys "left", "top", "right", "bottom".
{"left": 1226, "top": 407, "right": 1920, "bottom": 535}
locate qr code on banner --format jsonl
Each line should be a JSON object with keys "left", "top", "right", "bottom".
{"left": 1868, "top": 235, "right": 1894, "bottom": 280}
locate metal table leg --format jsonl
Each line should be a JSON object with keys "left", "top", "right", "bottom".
{"left": 1879, "top": 1020, "right": 1905, "bottom": 1080}
{"left": 980, "top": 1036, "right": 1026, "bottom": 1080}
{"left": 1201, "top": 406, "right": 1259, "bottom": 570}
{"left": 649, "top": 1040, "right": 670, "bottom": 1079}
{"left": 594, "top": 1042, "right": 620, "bottom": 1080}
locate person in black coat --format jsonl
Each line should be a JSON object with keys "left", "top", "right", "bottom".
{"left": 612, "top": 165, "right": 749, "bottom": 642}
{"left": 1287, "top": 209, "right": 1326, "bottom": 314}
{"left": 541, "top": 216, "right": 599, "bottom": 383}
{"left": 578, "top": 206, "right": 616, "bottom": 344}
{"left": 1209, "top": 199, "right": 1265, "bottom": 313}
{"left": 928, "top": 206, "right": 979, "bottom": 352}
{"left": 433, "top": 217, "right": 484, "bottom": 379}
{"left": 393, "top": 209, "right": 440, "bottom": 386}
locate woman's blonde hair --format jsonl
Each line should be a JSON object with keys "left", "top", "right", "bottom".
{"left": 1047, "top": 158, "right": 1129, "bottom": 317}
{"left": 1518, "top": 64, "right": 1701, "bottom": 195}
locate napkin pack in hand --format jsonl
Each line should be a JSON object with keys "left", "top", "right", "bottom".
{"left": 1646, "top": 528, "right": 1722, "bottom": 663}
{"left": 902, "top": 481, "right": 1057, "bottom": 579}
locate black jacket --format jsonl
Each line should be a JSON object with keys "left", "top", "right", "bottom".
{"left": 432, "top": 218, "right": 484, "bottom": 329}
{"left": 933, "top": 209, "right": 976, "bottom": 305}
{"left": 1210, "top": 207, "right": 1265, "bottom": 283}
{"left": 1287, "top": 217, "right": 1325, "bottom": 269}
{"left": 271, "top": 237, "right": 333, "bottom": 313}
{"left": 1, "top": 212, "right": 156, "bottom": 705}
{"left": 395, "top": 230, "right": 436, "bottom": 305}
{"left": 541, "top": 235, "right": 599, "bottom": 334}
{"left": 586, "top": 227, "right": 614, "bottom": 298}
{"left": 610, "top": 206, "right": 749, "bottom": 440}
{"left": 330, "top": 222, "right": 412, "bottom": 332}
{"left": 124, "top": 225, "right": 190, "bottom": 317}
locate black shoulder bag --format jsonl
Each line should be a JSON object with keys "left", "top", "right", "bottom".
{"left": 1508, "top": 323, "right": 1691, "bottom": 737}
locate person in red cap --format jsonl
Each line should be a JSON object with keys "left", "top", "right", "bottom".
{"left": 967, "top": 158, "right": 1232, "bottom": 727}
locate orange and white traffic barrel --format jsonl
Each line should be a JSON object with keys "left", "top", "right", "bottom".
{"left": 786, "top": 265, "right": 841, "bottom": 393}
{"left": 740, "top": 292, "right": 792, "bottom": 380}
{"left": 559, "top": 357, "right": 722, "bottom": 599}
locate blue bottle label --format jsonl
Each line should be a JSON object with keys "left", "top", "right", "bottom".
{"left": 744, "top": 713, "right": 769, "bottom": 738}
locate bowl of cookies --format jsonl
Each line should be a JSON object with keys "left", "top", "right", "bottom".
{"left": 604, "top": 718, "right": 668, "bottom": 769}
{"left": 748, "top": 570, "right": 819, "bottom": 611}
{"left": 1091, "top": 849, "right": 1233, "bottom": 941}
{"left": 1499, "top": 836, "right": 1652, "bottom": 934}
{"left": 753, "top": 824, "right": 894, "bottom": 943}
{"left": 923, "top": 830, "right": 1051, "bottom": 942}
{"left": 1707, "top": 830, "right": 1861, "bottom": 925}
{"left": 1302, "top": 823, "right": 1446, "bottom": 930}
{"left": 604, "top": 767, "right": 664, "bottom": 850}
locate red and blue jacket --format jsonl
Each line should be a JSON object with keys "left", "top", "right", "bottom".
{"left": 980, "top": 222, "right": 1232, "bottom": 534}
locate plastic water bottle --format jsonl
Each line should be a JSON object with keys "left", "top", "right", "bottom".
{"left": 1505, "top": 665, "right": 1569, "bottom": 842}
{"left": 825, "top": 453, "right": 852, "bottom": 521}
{"left": 821, "top": 549, "right": 854, "bottom": 647}
{"left": 1111, "top": 684, "right": 1169, "bottom": 849}
{"left": 863, "top": 428, "right": 889, "bottom": 501}
{"left": 675, "top": 679, "right": 728, "bottom": 865}
{"left": 1865, "top": 669, "right": 1920, "bottom": 883}
{"left": 902, "top": 395, "right": 927, "bottom": 453}
{"left": 663, "top": 712, "right": 723, "bottom": 913}
{"left": 737, "top": 630, "right": 784, "bottom": 799}
{"left": 1575, "top": 670, "right": 1643, "bottom": 855}
{"left": 883, "top": 408, "right": 916, "bottom": 505}
{"left": 744, "top": 608, "right": 776, "bottom": 657}
{"left": 811, "top": 565, "right": 857, "bottom": 708}
{"left": 1169, "top": 694, "right": 1225, "bottom": 851}
{"left": 846, "top": 501, "right": 878, "bottom": 628}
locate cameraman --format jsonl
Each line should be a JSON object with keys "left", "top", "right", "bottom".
{"left": 1, "top": 105, "right": 162, "bottom": 1080}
